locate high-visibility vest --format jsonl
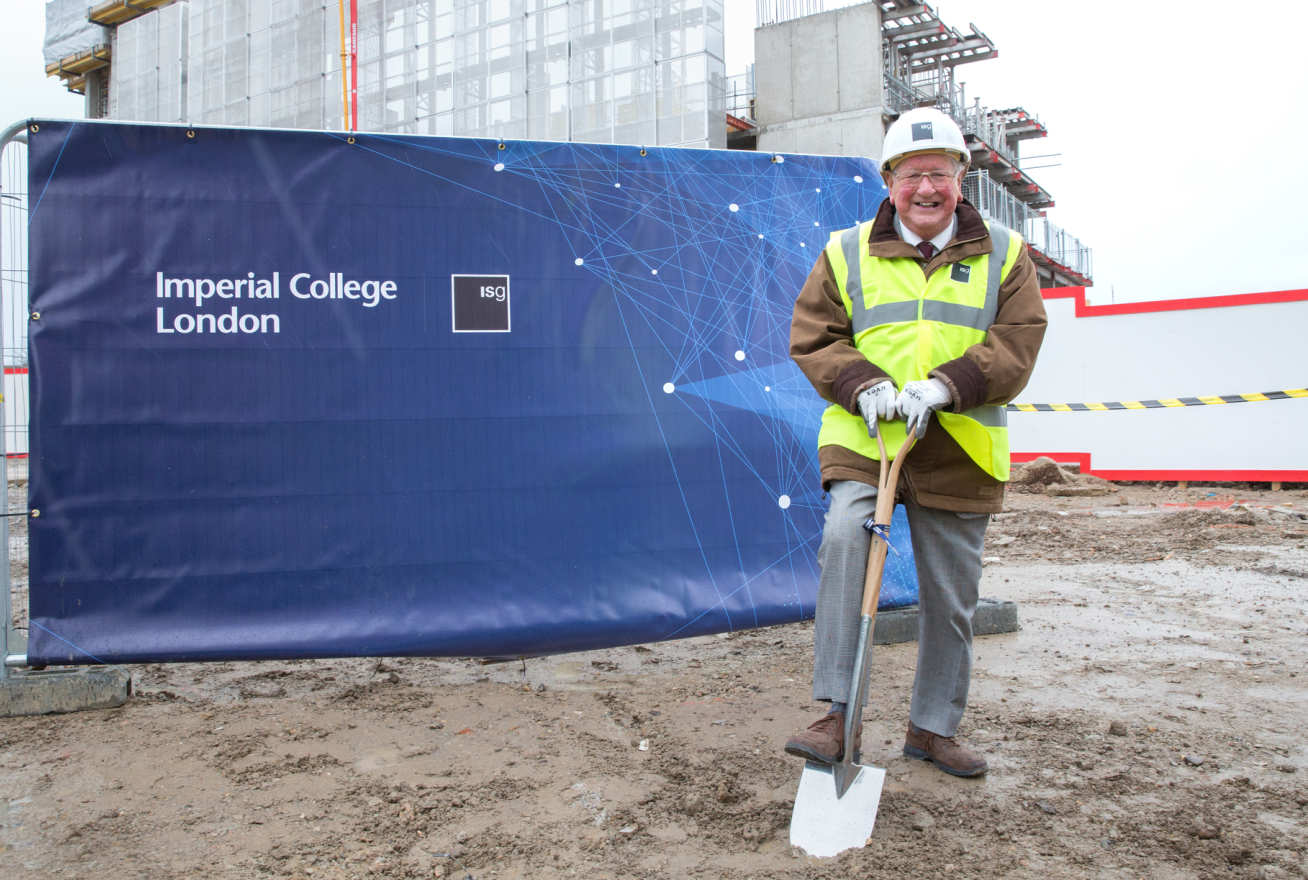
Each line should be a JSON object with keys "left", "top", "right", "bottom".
{"left": 817, "top": 219, "right": 1022, "bottom": 480}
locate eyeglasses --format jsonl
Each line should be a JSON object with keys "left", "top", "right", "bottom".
{"left": 893, "top": 170, "right": 957, "bottom": 187}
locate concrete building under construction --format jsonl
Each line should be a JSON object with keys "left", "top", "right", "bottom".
{"left": 44, "top": 0, "right": 730, "bottom": 148}
{"left": 41, "top": 0, "right": 1091, "bottom": 286}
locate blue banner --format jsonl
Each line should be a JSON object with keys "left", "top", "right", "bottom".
{"left": 25, "top": 120, "right": 913, "bottom": 664}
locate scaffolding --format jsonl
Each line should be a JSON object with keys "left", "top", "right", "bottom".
{"left": 89, "top": 0, "right": 178, "bottom": 27}
{"left": 44, "top": 0, "right": 112, "bottom": 96}
{"left": 962, "top": 170, "right": 1092, "bottom": 285}
{"left": 181, "top": 0, "right": 344, "bottom": 131}
{"left": 61, "top": 0, "right": 729, "bottom": 148}
{"left": 874, "top": 0, "right": 1089, "bottom": 283}
{"left": 111, "top": 2, "right": 188, "bottom": 122}
{"left": 879, "top": 4, "right": 1047, "bottom": 197}
{"left": 958, "top": 104, "right": 1053, "bottom": 210}
{"left": 43, "top": 44, "right": 112, "bottom": 96}
{"left": 880, "top": 0, "right": 996, "bottom": 115}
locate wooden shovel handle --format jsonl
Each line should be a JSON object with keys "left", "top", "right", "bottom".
{"left": 859, "top": 431, "right": 916, "bottom": 618}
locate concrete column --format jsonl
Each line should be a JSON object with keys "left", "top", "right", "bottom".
{"left": 85, "top": 68, "right": 108, "bottom": 119}
{"left": 754, "top": 2, "right": 885, "bottom": 159}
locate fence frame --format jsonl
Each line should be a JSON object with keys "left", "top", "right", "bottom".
{"left": 2, "top": 119, "right": 30, "bottom": 677}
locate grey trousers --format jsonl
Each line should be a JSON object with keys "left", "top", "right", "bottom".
{"left": 812, "top": 479, "right": 990, "bottom": 736}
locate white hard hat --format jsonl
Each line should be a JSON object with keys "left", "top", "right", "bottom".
{"left": 880, "top": 107, "right": 969, "bottom": 173}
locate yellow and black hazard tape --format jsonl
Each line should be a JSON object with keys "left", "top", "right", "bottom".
{"left": 1007, "top": 388, "right": 1307, "bottom": 412}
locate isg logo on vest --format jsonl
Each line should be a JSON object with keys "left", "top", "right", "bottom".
{"left": 451, "top": 274, "right": 511, "bottom": 332}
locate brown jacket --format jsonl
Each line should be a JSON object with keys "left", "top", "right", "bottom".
{"left": 789, "top": 199, "right": 1047, "bottom": 512}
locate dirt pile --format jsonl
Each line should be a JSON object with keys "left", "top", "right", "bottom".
{"left": 1009, "top": 456, "right": 1117, "bottom": 496}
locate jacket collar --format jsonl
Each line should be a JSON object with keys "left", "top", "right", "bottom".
{"left": 867, "top": 198, "right": 991, "bottom": 261}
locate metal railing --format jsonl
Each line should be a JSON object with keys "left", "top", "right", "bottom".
{"left": 963, "top": 170, "right": 1093, "bottom": 280}
{"left": 757, "top": 0, "right": 833, "bottom": 27}
{"left": 882, "top": 72, "right": 926, "bottom": 117}
{"left": 955, "top": 96, "right": 1017, "bottom": 163}
{"left": 725, "top": 66, "right": 756, "bottom": 121}
{"left": 1026, "top": 216, "right": 1094, "bottom": 281}
{"left": 962, "top": 170, "right": 1027, "bottom": 232}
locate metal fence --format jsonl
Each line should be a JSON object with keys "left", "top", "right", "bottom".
{"left": 1, "top": 128, "right": 28, "bottom": 454}
{"left": 1, "top": 121, "right": 30, "bottom": 678}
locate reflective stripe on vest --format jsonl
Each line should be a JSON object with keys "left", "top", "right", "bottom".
{"left": 847, "top": 223, "right": 1010, "bottom": 336}
{"left": 818, "top": 220, "right": 1020, "bottom": 479}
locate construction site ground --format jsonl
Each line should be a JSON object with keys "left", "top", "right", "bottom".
{"left": 2, "top": 463, "right": 1306, "bottom": 879}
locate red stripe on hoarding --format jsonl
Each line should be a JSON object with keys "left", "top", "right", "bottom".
{"left": 1041, "top": 286, "right": 1308, "bottom": 317}
{"left": 3, "top": 367, "right": 27, "bottom": 375}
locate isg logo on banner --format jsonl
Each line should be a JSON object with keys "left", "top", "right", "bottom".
{"left": 451, "top": 274, "right": 511, "bottom": 332}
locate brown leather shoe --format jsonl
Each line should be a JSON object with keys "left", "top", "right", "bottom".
{"left": 784, "top": 712, "right": 861, "bottom": 765}
{"left": 903, "top": 722, "right": 987, "bottom": 777}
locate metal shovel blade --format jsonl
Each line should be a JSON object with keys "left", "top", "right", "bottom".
{"left": 789, "top": 759, "right": 886, "bottom": 857}
{"left": 788, "top": 432, "right": 910, "bottom": 858}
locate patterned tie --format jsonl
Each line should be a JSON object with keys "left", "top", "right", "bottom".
{"left": 916, "top": 241, "right": 936, "bottom": 260}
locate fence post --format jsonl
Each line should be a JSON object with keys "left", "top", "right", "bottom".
{"left": 1, "top": 120, "right": 29, "bottom": 679}
{"left": 0, "top": 119, "right": 132, "bottom": 716}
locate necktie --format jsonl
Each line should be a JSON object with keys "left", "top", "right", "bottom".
{"left": 916, "top": 241, "right": 936, "bottom": 260}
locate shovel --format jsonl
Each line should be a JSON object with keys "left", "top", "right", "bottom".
{"left": 789, "top": 426, "right": 916, "bottom": 858}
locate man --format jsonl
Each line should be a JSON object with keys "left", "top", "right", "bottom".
{"left": 783, "top": 106, "right": 1047, "bottom": 777}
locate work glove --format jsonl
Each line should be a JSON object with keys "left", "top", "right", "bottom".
{"left": 896, "top": 378, "right": 951, "bottom": 437}
{"left": 856, "top": 380, "right": 898, "bottom": 437}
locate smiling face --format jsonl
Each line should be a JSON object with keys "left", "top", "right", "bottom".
{"left": 884, "top": 152, "right": 965, "bottom": 242}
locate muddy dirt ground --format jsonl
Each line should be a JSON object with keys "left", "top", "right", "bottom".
{"left": 2, "top": 463, "right": 1306, "bottom": 879}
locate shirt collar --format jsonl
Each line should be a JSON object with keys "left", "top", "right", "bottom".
{"left": 894, "top": 215, "right": 956, "bottom": 253}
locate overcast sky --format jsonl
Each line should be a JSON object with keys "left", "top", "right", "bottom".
{"left": 6, "top": 1, "right": 1307, "bottom": 304}
{"left": 1, "top": 4, "right": 84, "bottom": 133}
